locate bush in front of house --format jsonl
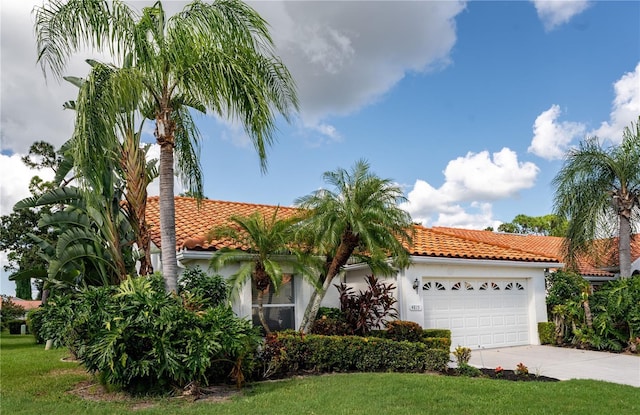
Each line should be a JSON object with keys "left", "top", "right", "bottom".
{"left": 538, "top": 322, "right": 555, "bottom": 345}
{"left": 36, "top": 273, "right": 261, "bottom": 394}
{"left": 549, "top": 274, "right": 640, "bottom": 353}
{"left": 257, "top": 332, "right": 450, "bottom": 379}
{"left": 178, "top": 268, "right": 229, "bottom": 309}
{"left": 336, "top": 275, "right": 398, "bottom": 335}
{"left": 385, "top": 320, "right": 424, "bottom": 343}
{"left": 27, "top": 308, "right": 46, "bottom": 344}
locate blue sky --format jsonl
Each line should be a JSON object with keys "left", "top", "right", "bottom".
{"left": 1, "top": 0, "right": 639, "bottom": 296}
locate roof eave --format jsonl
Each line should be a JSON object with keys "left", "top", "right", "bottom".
{"left": 410, "top": 255, "right": 562, "bottom": 269}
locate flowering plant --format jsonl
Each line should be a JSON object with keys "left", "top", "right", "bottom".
{"left": 494, "top": 366, "right": 504, "bottom": 377}
{"left": 515, "top": 362, "right": 529, "bottom": 376}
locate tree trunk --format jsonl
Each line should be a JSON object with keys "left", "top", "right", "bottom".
{"left": 582, "top": 286, "right": 593, "bottom": 329}
{"left": 156, "top": 107, "right": 178, "bottom": 293}
{"left": 299, "top": 236, "right": 358, "bottom": 332}
{"left": 257, "top": 288, "right": 271, "bottom": 335}
{"left": 618, "top": 213, "right": 632, "bottom": 278}
{"left": 299, "top": 272, "right": 334, "bottom": 333}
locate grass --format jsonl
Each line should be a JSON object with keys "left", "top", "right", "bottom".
{"left": 1, "top": 333, "right": 638, "bottom": 415}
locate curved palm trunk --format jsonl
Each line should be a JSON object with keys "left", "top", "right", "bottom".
{"left": 256, "top": 288, "right": 271, "bottom": 335}
{"left": 619, "top": 213, "right": 632, "bottom": 278}
{"left": 157, "top": 109, "right": 178, "bottom": 292}
{"left": 254, "top": 264, "right": 273, "bottom": 334}
{"left": 299, "top": 235, "right": 359, "bottom": 333}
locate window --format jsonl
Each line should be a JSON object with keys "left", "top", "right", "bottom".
{"left": 252, "top": 274, "right": 295, "bottom": 331}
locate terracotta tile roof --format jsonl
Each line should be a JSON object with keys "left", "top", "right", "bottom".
{"left": 146, "top": 197, "right": 560, "bottom": 264}
{"left": 0, "top": 298, "right": 41, "bottom": 311}
{"left": 146, "top": 197, "right": 302, "bottom": 250}
{"left": 410, "top": 226, "right": 558, "bottom": 262}
{"left": 432, "top": 227, "right": 615, "bottom": 277}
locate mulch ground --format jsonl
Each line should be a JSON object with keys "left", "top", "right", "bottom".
{"left": 443, "top": 367, "right": 559, "bottom": 382}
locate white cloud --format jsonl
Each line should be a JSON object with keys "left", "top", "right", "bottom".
{"left": 0, "top": 153, "right": 55, "bottom": 216}
{"left": 402, "top": 148, "right": 538, "bottom": 228}
{"left": 0, "top": 1, "right": 111, "bottom": 153}
{"left": 592, "top": 62, "right": 640, "bottom": 143}
{"left": 1, "top": 1, "right": 466, "bottom": 152}
{"left": 433, "top": 202, "right": 502, "bottom": 230}
{"left": 531, "top": 0, "right": 591, "bottom": 31}
{"left": 528, "top": 105, "right": 586, "bottom": 160}
{"left": 252, "top": 1, "right": 465, "bottom": 139}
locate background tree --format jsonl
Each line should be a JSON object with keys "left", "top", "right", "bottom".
{"left": 497, "top": 214, "right": 568, "bottom": 236}
{"left": 295, "top": 159, "right": 414, "bottom": 333}
{"left": 0, "top": 141, "right": 63, "bottom": 299}
{"left": 35, "top": 0, "right": 298, "bottom": 293}
{"left": 208, "top": 209, "right": 320, "bottom": 334}
{"left": 553, "top": 117, "right": 640, "bottom": 278}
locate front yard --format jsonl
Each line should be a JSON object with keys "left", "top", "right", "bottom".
{"left": 1, "top": 333, "right": 637, "bottom": 415}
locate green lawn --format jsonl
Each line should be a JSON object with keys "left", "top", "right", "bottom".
{"left": 1, "top": 333, "right": 637, "bottom": 415}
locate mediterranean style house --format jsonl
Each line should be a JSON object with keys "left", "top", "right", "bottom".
{"left": 145, "top": 197, "right": 631, "bottom": 349}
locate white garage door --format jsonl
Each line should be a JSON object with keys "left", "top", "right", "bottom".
{"left": 422, "top": 279, "right": 530, "bottom": 349}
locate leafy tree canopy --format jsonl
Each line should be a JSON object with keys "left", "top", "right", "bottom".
{"left": 497, "top": 214, "right": 568, "bottom": 237}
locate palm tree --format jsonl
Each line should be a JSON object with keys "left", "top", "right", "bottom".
{"left": 64, "top": 62, "right": 158, "bottom": 276}
{"left": 295, "top": 159, "right": 414, "bottom": 333}
{"left": 34, "top": 0, "right": 298, "bottom": 292}
{"left": 553, "top": 117, "right": 640, "bottom": 278}
{"left": 208, "top": 208, "right": 320, "bottom": 334}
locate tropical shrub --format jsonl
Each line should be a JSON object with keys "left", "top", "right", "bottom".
{"left": 258, "top": 332, "right": 449, "bottom": 379}
{"left": 457, "top": 363, "right": 482, "bottom": 377}
{"left": 385, "top": 320, "right": 423, "bottom": 343}
{"left": 316, "top": 307, "right": 344, "bottom": 320}
{"left": 26, "top": 308, "right": 46, "bottom": 343}
{"left": 546, "top": 270, "right": 586, "bottom": 315}
{"left": 178, "top": 268, "right": 229, "bottom": 309}
{"left": 591, "top": 275, "right": 640, "bottom": 351}
{"left": 422, "top": 329, "right": 451, "bottom": 339}
{"left": 36, "top": 274, "right": 261, "bottom": 394}
{"left": 309, "top": 315, "right": 350, "bottom": 336}
{"left": 515, "top": 362, "right": 529, "bottom": 376}
{"left": 550, "top": 274, "right": 640, "bottom": 353}
{"left": 422, "top": 337, "right": 452, "bottom": 350}
{"left": 538, "top": 322, "right": 555, "bottom": 345}
{"left": 453, "top": 345, "right": 472, "bottom": 366}
{"left": 336, "top": 275, "right": 398, "bottom": 335}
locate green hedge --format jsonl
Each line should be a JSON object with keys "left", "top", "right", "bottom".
{"left": 422, "top": 337, "right": 451, "bottom": 350}
{"left": 538, "top": 322, "right": 555, "bottom": 345}
{"left": 260, "top": 333, "right": 450, "bottom": 378}
{"left": 423, "top": 329, "right": 451, "bottom": 339}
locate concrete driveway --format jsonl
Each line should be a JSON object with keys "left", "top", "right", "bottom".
{"left": 467, "top": 345, "right": 640, "bottom": 387}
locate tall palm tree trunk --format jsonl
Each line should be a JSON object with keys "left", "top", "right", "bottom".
{"left": 157, "top": 105, "right": 178, "bottom": 292}
{"left": 619, "top": 213, "right": 632, "bottom": 278}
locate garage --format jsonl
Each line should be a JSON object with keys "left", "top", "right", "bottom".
{"left": 422, "top": 278, "right": 530, "bottom": 349}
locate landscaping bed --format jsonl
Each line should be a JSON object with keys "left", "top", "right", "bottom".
{"left": 442, "top": 367, "right": 559, "bottom": 382}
